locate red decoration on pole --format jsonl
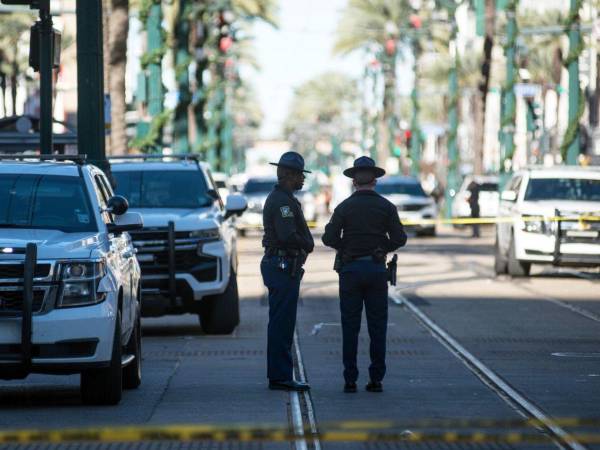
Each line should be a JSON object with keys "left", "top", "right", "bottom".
{"left": 385, "top": 38, "right": 396, "bottom": 56}
{"left": 409, "top": 14, "right": 422, "bottom": 29}
{"left": 219, "top": 36, "right": 233, "bottom": 53}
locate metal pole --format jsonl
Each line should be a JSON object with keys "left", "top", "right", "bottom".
{"left": 147, "top": 3, "right": 163, "bottom": 153}
{"left": 173, "top": 0, "right": 191, "bottom": 153}
{"left": 500, "top": 0, "right": 518, "bottom": 188}
{"left": 39, "top": 0, "right": 52, "bottom": 155}
{"left": 565, "top": 0, "right": 583, "bottom": 165}
{"left": 76, "top": 0, "right": 107, "bottom": 171}
{"left": 445, "top": 14, "right": 460, "bottom": 219}
{"left": 410, "top": 38, "right": 421, "bottom": 177}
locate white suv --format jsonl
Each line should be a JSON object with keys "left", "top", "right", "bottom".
{"left": 110, "top": 155, "right": 247, "bottom": 334}
{"left": 495, "top": 167, "right": 600, "bottom": 277}
{"left": 0, "top": 155, "right": 143, "bottom": 405}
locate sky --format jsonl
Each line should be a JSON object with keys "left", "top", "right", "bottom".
{"left": 249, "top": 0, "right": 363, "bottom": 140}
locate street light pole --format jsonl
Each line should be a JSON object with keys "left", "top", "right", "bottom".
{"left": 500, "top": 0, "right": 518, "bottom": 187}
{"left": 76, "top": 0, "right": 107, "bottom": 171}
{"left": 446, "top": 8, "right": 460, "bottom": 219}
{"left": 173, "top": 0, "right": 191, "bottom": 153}
{"left": 38, "top": 0, "right": 53, "bottom": 155}
{"left": 563, "top": 0, "right": 583, "bottom": 165}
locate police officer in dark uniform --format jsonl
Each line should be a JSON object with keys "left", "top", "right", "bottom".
{"left": 261, "top": 152, "right": 314, "bottom": 391}
{"left": 322, "top": 156, "right": 407, "bottom": 393}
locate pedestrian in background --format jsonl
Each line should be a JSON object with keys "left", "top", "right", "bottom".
{"left": 467, "top": 179, "right": 481, "bottom": 237}
{"left": 261, "top": 152, "right": 314, "bottom": 392}
{"left": 322, "top": 156, "right": 407, "bottom": 393}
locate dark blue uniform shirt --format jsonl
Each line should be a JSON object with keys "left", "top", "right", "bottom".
{"left": 322, "top": 189, "right": 407, "bottom": 258}
{"left": 262, "top": 184, "right": 314, "bottom": 253}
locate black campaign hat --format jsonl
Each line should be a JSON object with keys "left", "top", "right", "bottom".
{"left": 269, "top": 151, "right": 311, "bottom": 173}
{"left": 343, "top": 156, "right": 386, "bottom": 178}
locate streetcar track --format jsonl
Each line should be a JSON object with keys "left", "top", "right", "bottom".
{"left": 390, "top": 291, "right": 587, "bottom": 450}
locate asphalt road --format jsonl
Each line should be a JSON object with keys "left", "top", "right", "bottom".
{"left": 1, "top": 227, "right": 599, "bottom": 450}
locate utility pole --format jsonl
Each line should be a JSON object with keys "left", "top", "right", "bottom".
{"left": 562, "top": 0, "right": 584, "bottom": 165}
{"left": 173, "top": 0, "right": 191, "bottom": 153}
{"left": 76, "top": 0, "right": 107, "bottom": 171}
{"left": 445, "top": 4, "right": 460, "bottom": 219}
{"left": 499, "top": 0, "right": 518, "bottom": 187}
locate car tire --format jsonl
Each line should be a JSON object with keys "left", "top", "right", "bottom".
{"left": 123, "top": 305, "right": 142, "bottom": 390}
{"left": 199, "top": 267, "right": 240, "bottom": 335}
{"left": 417, "top": 227, "right": 436, "bottom": 237}
{"left": 507, "top": 233, "right": 531, "bottom": 277}
{"left": 494, "top": 235, "right": 508, "bottom": 275}
{"left": 81, "top": 312, "right": 123, "bottom": 405}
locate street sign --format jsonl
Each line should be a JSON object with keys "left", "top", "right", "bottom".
{"left": 514, "top": 83, "right": 541, "bottom": 98}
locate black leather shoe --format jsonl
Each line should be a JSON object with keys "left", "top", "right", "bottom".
{"left": 344, "top": 382, "right": 357, "bottom": 393}
{"left": 269, "top": 380, "right": 311, "bottom": 391}
{"left": 365, "top": 381, "right": 383, "bottom": 392}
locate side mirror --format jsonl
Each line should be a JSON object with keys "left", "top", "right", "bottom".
{"left": 207, "top": 189, "right": 220, "bottom": 200}
{"left": 107, "top": 195, "right": 129, "bottom": 216}
{"left": 500, "top": 190, "right": 517, "bottom": 202}
{"left": 107, "top": 212, "right": 143, "bottom": 234}
{"left": 224, "top": 194, "right": 248, "bottom": 220}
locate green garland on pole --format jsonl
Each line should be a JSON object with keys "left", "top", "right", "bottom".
{"left": 130, "top": 109, "right": 172, "bottom": 151}
{"left": 500, "top": 0, "right": 519, "bottom": 170}
{"left": 559, "top": 0, "right": 584, "bottom": 162}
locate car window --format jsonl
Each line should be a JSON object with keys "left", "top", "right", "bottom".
{"left": 0, "top": 174, "right": 97, "bottom": 233}
{"left": 480, "top": 182, "right": 498, "bottom": 192}
{"left": 375, "top": 182, "right": 427, "bottom": 197}
{"left": 524, "top": 178, "right": 600, "bottom": 202}
{"left": 113, "top": 170, "right": 213, "bottom": 209}
{"left": 94, "top": 175, "right": 114, "bottom": 224}
{"left": 244, "top": 179, "right": 276, "bottom": 194}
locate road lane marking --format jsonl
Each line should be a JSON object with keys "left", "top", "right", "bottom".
{"left": 390, "top": 291, "right": 588, "bottom": 450}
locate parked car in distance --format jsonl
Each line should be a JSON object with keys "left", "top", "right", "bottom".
{"left": 452, "top": 175, "right": 500, "bottom": 220}
{"left": 236, "top": 176, "right": 276, "bottom": 236}
{"left": 110, "top": 155, "right": 247, "bottom": 334}
{"left": 495, "top": 167, "right": 600, "bottom": 277}
{"left": 212, "top": 171, "right": 231, "bottom": 200}
{"left": 375, "top": 176, "right": 437, "bottom": 236}
{"left": 0, "top": 155, "right": 143, "bottom": 405}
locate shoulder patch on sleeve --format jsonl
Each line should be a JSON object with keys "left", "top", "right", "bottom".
{"left": 280, "top": 206, "right": 294, "bottom": 218}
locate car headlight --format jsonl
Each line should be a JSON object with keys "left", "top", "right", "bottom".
{"left": 190, "top": 228, "right": 221, "bottom": 240}
{"left": 521, "top": 215, "right": 552, "bottom": 234}
{"left": 57, "top": 261, "right": 106, "bottom": 308}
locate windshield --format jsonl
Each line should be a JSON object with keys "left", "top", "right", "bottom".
{"left": 524, "top": 178, "right": 600, "bottom": 202}
{"left": 0, "top": 174, "right": 96, "bottom": 233}
{"left": 113, "top": 170, "right": 213, "bottom": 208}
{"left": 480, "top": 182, "right": 498, "bottom": 192}
{"left": 244, "top": 180, "right": 276, "bottom": 194}
{"left": 375, "top": 182, "right": 427, "bottom": 197}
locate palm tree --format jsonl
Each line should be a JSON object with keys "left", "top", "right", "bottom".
{"left": 0, "top": 13, "right": 31, "bottom": 117}
{"left": 108, "top": 0, "right": 130, "bottom": 154}
{"left": 334, "top": 0, "right": 411, "bottom": 158}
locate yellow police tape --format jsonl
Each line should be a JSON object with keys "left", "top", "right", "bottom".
{"left": 241, "top": 215, "right": 600, "bottom": 229}
{"left": 1, "top": 418, "right": 599, "bottom": 444}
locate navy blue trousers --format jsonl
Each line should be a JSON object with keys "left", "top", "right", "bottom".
{"left": 261, "top": 256, "right": 301, "bottom": 382}
{"left": 339, "top": 270, "right": 388, "bottom": 383}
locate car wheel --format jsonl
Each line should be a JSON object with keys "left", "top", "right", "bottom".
{"left": 199, "top": 267, "right": 240, "bottom": 335}
{"left": 81, "top": 312, "right": 123, "bottom": 405}
{"left": 494, "top": 235, "right": 508, "bottom": 275}
{"left": 416, "top": 227, "right": 436, "bottom": 237}
{"left": 507, "top": 233, "right": 531, "bottom": 277}
{"left": 123, "top": 304, "right": 142, "bottom": 390}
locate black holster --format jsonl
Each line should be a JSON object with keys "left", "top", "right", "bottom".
{"left": 387, "top": 254, "right": 398, "bottom": 286}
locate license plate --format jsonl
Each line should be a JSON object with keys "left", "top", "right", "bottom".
{"left": 136, "top": 254, "right": 154, "bottom": 262}
{"left": 566, "top": 230, "right": 599, "bottom": 239}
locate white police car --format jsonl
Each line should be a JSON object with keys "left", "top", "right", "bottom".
{"left": 0, "top": 155, "right": 143, "bottom": 405}
{"left": 110, "top": 155, "right": 247, "bottom": 334}
{"left": 495, "top": 167, "right": 600, "bottom": 276}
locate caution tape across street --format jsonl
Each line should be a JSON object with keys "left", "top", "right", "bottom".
{"left": 1, "top": 418, "right": 600, "bottom": 444}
